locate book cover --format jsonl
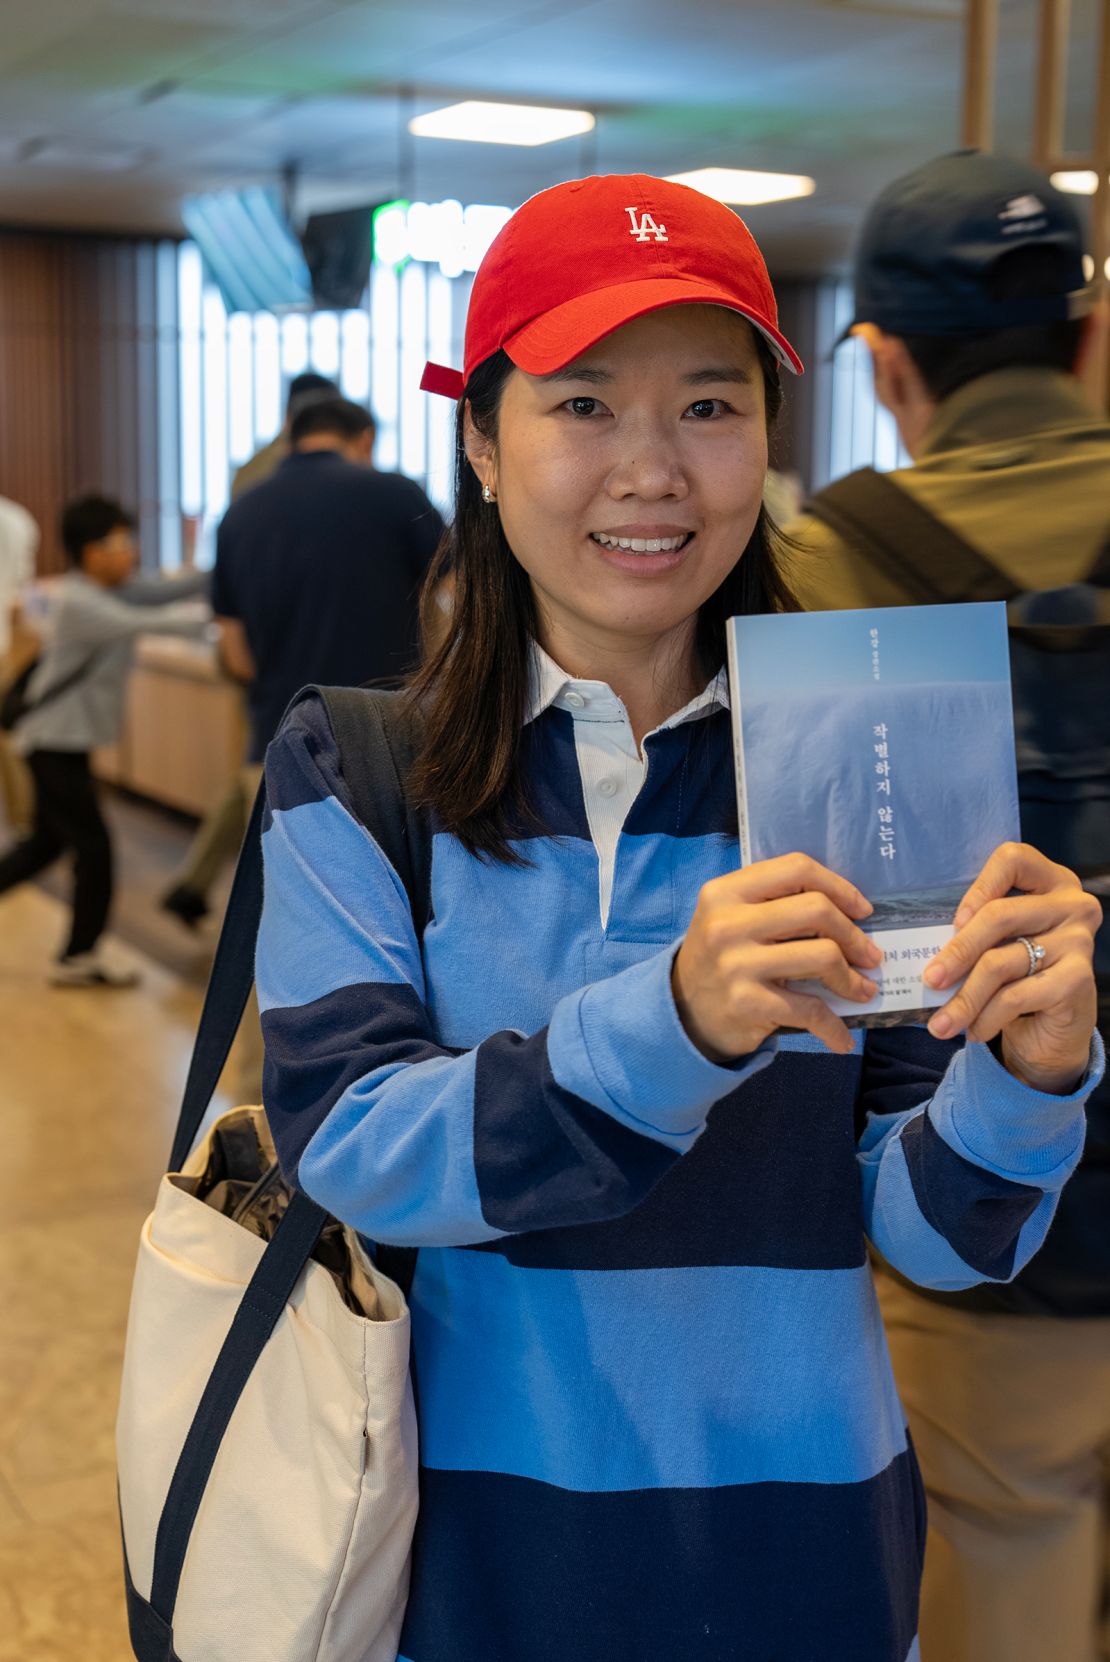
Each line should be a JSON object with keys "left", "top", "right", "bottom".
{"left": 726, "top": 601, "right": 1020, "bottom": 1026}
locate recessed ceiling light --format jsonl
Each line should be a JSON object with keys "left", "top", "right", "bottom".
{"left": 1051, "top": 170, "right": 1099, "bottom": 195}
{"left": 665, "top": 167, "right": 816, "bottom": 206}
{"left": 409, "top": 101, "right": 595, "bottom": 147}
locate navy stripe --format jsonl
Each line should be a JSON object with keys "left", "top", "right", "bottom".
{"left": 625, "top": 709, "right": 737, "bottom": 838}
{"left": 858, "top": 1025, "right": 960, "bottom": 1132}
{"left": 472, "top": 1025, "right": 680, "bottom": 1233}
{"left": 263, "top": 694, "right": 353, "bottom": 821}
{"left": 900, "top": 1111, "right": 1043, "bottom": 1280}
{"left": 261, "top": 981, "right": 450, "bottom": 1179}
{"left": 511, "top": 706, "right": 592, "bottom": 840}
{"left": 469, "top": 1051, "right": 868, "bottom": 1269}
{"left": 400, "top": 1455, "right": 924, "bottom": 1662}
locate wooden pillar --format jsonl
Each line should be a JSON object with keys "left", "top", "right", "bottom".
{"left": 962, "top": 0, "right": 999, "bottom": 149}
{"left": 1032, "top": 0, "right": 1071, "bottom": 170}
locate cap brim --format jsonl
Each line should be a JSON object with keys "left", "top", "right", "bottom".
{"left": 505, "top": 277, "right": 804, "bottom": 377}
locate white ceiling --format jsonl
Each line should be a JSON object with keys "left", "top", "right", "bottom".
{"left": 0, "top": 0, "right": 1099, "bottom": 273}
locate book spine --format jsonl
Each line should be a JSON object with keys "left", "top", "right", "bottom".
{"left": 726, "top": 623, "right": 753, "bottom": 868}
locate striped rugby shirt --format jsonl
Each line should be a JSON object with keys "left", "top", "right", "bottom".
{"left": 257, "top": 653, "right": 1101, "bottom": 1662}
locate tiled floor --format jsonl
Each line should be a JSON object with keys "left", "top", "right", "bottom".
{"left": 0, "top": 883, "right": 230, "bottom": 1659}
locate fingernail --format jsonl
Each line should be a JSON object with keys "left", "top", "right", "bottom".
{"left": 929, "top": 1013, "right": 954, "bottom": 1038}
{"left": 867, "top": 942, "right": 884, "bottom": 965}
{"left": 856, "top": 979, "right": 878, "bottom": 1001}
{"left": 954, "top": 906, "right": 972, "bottom": 928}
{"left": 923, "top": 962, "right": 947, "bottom": 989}
{"left": 855, "top": 894, "right": 874, "bottom": 916}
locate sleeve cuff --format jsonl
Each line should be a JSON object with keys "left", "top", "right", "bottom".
{"left": 929, "top": 1029, "right": 1104, "bottom": 1185}
{"left": 549, "top": 942, "right": 778, "bottom": 1152}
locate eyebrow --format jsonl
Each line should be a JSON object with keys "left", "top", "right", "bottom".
{"left": 542, "top": 366, "right": 613, "bottom": 384}
{"left": 683, "top": 366, "right": 754, "bottom": 386}
{"left": 541, "top": 364, "right": 754, "bottom": 387}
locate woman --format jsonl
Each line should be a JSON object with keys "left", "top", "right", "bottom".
{"left": 256, "top": 176, "right": 1102, "bottom": 1662}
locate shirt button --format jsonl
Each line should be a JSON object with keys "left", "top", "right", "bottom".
{"left": 597, "top": 778, "right": 619, "bottom": 797}
{"left": 563, "top": 690, "right": 586, "bottom": 708}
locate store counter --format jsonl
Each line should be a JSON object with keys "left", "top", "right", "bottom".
{"left": 96, "top": 635, "right": 246, "bottom": 817}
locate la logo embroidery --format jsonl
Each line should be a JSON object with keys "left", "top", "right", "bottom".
{"left": 626, "top": 206, "right": 668, "bottom": 243}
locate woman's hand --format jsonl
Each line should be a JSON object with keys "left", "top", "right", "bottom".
{"left": 672, "top": 854, "right": 884, "bottom": 1062}
{"left": 923, "top": 842, "right": 1100, "bottom": 1095}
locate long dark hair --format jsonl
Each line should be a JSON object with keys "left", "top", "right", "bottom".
{"left": 406, "top": 335, "right": 797, "bottom": 862}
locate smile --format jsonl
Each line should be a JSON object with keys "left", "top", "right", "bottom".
{"left": 590, "top": 532, "right": 693, "bottom": 554}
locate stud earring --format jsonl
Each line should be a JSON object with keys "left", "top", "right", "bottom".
{"left": 482, "top": 483, "right": 497, "bottom": 504}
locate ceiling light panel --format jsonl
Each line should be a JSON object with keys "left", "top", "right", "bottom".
{"left": 666, "top": 168, "right": 816, "bottom": 206}
{"left": 1051, "top": 170, "right": 1099, "bottom": 195}
{"left": 409, "top": 101, "right": 595, "bottom": 147}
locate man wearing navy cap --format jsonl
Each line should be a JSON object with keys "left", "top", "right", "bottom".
{"left": 787, "top": 150, "right": 1110, "bottom": 1662}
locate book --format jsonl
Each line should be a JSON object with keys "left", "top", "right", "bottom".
{"left": 726, "top": 601, "right": 1020, "bottom": 1027}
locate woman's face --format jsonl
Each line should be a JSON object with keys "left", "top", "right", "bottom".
{"left": 466, "top": 304, "right": 769, "bottom": 671}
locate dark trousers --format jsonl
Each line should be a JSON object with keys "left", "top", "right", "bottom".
{"left": 0, "top": 749, "right": 112, "bottom": 957}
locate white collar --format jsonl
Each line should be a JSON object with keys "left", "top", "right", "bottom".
{"left": 525, "top": 640, "right": 729, "bottom": 732}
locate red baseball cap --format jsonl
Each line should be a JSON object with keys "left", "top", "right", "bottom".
{"left": 421, "top": 173, "right": 804, "bottom": 399}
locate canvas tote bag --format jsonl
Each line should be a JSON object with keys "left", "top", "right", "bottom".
{"left": 117, "top": 687, "right": 431, "bottom": 1662}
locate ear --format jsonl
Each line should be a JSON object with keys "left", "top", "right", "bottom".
{"left": 463, "top": 401, "right": 498, "bottom": 497}
{"left": 856, "top": 325, "right": 930, "bottom": 415}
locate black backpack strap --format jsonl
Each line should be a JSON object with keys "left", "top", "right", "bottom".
{"left": 168, "top": 685, "right": 431, "bottom": 1173}
{"left": 807, "top": 467, "right": 1022, "bottom": 605}
{"left": 312, "top": 684, "right": 429, "bottom": 1296}
{"left": 315, "top": 685, "right": 432, "bottom": 939}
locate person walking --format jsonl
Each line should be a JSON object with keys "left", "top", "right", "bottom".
{"left": 786, "top": 149, "right": 1110, "bottom": 1662}
{"left": 0, "top": 495, "right": 208, "bottom": 985}
{"left": 255, "top": 175, "right": 1103, "bottom": 1662}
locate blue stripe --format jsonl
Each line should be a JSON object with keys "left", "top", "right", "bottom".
{"left": 411, "top": 1254, "right": 906, "bottom": 1490}
{"left": 258, "top": 798, "right": 421, "bottom": 1014}
{"left": 606, "top": 826, "right": 735, "bottom": 944}
{"left": 291, "top": 1031, "right": 498, "bottom": 1246}
{"left": 261, "top": 981, "right": 447, "bottom": 1181}
{"left": 467, "top": 1048, "right": 868, "bottom": 1271}
{"left": 399, "top": 1456, "right": 923, "bottom": 1662}
{"left": 900, "top": 1110, "right": 1043, "bottom": 1279}
{"left": 861, "top": 1121, "right": 995, "bottom": 1290}
{"left": 424, "top": 832, "right": 602, "bottom": 1043}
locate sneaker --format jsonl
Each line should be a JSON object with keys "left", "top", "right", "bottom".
{"left": 49, "top": 949, "right": 141, "bottom": 989}
{"left": 160, "top": 883, "right": 210, "bottom": 930}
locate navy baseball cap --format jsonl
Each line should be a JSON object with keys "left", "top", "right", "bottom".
{"left": 840, "top": 149, "right": 1092, "bottom": 343}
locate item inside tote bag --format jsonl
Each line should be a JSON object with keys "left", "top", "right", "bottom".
{"left": 170, "top": 1107, "right": 392, "bottom": 1320}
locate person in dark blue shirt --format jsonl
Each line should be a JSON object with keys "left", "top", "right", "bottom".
{"left": 211, "top": 396, "right": 443, "bottom": 764}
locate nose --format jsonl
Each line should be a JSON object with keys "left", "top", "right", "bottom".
{"left": 604, "top": 420, "right": 689, "bottom": 503}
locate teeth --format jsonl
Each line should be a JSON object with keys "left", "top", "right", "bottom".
{"left": 592, "top": 533, "right": 688, "bottom": 553}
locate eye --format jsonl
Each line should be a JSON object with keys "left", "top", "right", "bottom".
{"left": 563, "top": 396, "right": 604, "bottom": 417}
{"left": 685, "top": 398, "right": 733, "bottom": 420}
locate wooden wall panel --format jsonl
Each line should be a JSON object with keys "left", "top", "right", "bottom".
{"left": 0, "top": 231, "right": 177, "bottom": 575}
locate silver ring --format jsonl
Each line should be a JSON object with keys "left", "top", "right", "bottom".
{"left": 1016, "top": 936, "right": 1046, "bottom": 977}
